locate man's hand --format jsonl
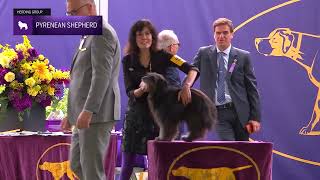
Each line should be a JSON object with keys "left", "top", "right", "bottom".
{"left": 61, "top": 117, "right": 71, "bottom": 132}
{"left": 178, "top": 84, "right": 192, "bottom": 105}
{"left": 245, "top": 120, "right": 261, "bottom": 134}
{"left": 76, "top": 111, "right": 93, "bottom": 129}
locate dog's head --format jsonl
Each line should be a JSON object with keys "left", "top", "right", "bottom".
{"left": 39, "top": 162, "right": 50, "bottom": 170}
{"left": 142, "top": 72, "right": 168, "bottom": 93}
{"left": 255, "top": 28, "right": 302, "bottom": 60}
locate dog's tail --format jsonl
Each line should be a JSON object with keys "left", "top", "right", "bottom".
{"left": 191, "top": 89, "right": 217, "bottom": 129}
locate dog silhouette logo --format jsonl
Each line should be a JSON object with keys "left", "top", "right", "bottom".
{"left": 36, "top": 143, "right": 77, "bottom": 180}
{"left": 172, "top": 165, "right": 252, "bottom": 180}
{"left": 255, "top": 28, "right": 320, "bottom": 135}
{"left": 167, "top": 146, "right": 261, "bottom": 180}
{"left": 18, "top": 21, "right": 28, "bottom": 30}
{"left": 39, "top": 161, "right": 76, "bottom": 180}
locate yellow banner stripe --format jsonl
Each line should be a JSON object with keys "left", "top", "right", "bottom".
{"left": 170, "top": 55, "right": 186, "bottom": 66}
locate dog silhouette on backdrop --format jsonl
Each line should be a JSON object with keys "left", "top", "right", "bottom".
{"left": 142, "top": 72, "right": 217, "bottom": 141}
{"left": 255, "top": 27, "right": 320, "bottom": 135}
{"left": 172, "top": 165, "right": 252, "bottom": 180}
{"left": 39, "top": 161, "right": 76, "bottom": 180}
{"left": 18, "top": 21, "right": 28, "bottom": 30}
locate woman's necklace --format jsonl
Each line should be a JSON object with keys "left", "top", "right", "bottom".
{"left": 140, "top": 54, "right": 152, "bottom": 72}
{"left": 149, "top": 60, "right": 152, "bottom": 72}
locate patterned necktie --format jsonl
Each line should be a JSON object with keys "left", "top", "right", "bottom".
{"left": 217, "top": 52, "right": 226, "bottom": 104}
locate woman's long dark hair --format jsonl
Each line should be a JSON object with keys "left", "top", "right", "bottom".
{"left": 124, "top": 19, "right": 158, "bottom": 55}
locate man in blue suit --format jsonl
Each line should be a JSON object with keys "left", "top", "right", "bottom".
{"left": 192, "top": 18, "right": 261, "bottom": 141}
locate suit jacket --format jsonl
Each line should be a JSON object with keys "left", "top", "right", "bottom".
{"left": 193, "top": 45, "right": 261, "bottom": 127}
{"left": 67, "top": 22, "right": 121, "bottom": 125}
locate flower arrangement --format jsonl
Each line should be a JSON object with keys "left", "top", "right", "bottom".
{"left": 0, "top": 35, "right": 69, "bottom": 120}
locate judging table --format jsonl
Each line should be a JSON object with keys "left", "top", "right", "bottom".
{"left": 0, "top": 132, "right": 118, "bottom": 180}
{"left": 148, "top": 141, "right": 273, "bottom": 180}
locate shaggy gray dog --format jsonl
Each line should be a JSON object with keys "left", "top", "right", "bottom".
{"left": 142, "top": 73, "right": 217, "bottom": 141}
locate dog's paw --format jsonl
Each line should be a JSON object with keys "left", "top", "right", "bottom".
{"left": 299, "top": 126, "right": 312, "bottom": 135}
{"left": 181, "top": 135, "right": 192, "bottom": 142}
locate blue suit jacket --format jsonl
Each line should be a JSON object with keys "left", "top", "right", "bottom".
{"left": 193, "top": 45, "right": 261, "bottom": 127}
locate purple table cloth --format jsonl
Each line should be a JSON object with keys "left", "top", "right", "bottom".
{"left": 148, "top": 141, "right": 273, "bottom": 180}
{"left": 0, "top": 134, "right": 118, "bottom": 180}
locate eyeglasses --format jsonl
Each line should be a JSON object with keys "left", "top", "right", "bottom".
{"left": 169, "top": 43, "right": 180, "bottom": 47}
{"left": 66, "top": 3, "right": 88, "bottom": 16}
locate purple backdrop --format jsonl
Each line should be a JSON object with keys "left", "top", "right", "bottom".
{"left": 109, "top": 0, "right": 320, "bottom": 179}
{"left": 1, "top": 0, "right": 320, "bottom": 179}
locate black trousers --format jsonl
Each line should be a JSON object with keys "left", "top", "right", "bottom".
{"left": 216, "top": 105, "right": 249, "bottom": 141}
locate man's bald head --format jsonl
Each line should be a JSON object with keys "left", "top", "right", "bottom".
{"left": 66, "top": 0, "right": 97, "bottom": 16}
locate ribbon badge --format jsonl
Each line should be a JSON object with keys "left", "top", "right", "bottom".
{"left": 229, "top": 59, "right": 237, "bottom": 73}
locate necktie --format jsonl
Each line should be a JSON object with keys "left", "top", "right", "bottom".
{"left": 217, "top": 52, "right": 226, "bottom": 104}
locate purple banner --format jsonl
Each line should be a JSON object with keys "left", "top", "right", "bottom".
{"left": 0, "top": 134, "right": 118, "bottom": 180}
{"left": 14, "top": 16, "right": 102, "bottom": 35}
{"left": 148, "top": 141, "right": 273, "bottom": 180}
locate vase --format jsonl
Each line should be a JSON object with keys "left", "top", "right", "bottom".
{"left": 0, "top": 103, "right": 46, "bottom": 132}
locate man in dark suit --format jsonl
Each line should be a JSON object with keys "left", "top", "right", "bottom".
{"left": 61, "top": 0, "right": 121, "bottom": 179}
{"left": 192, "top": 18, "right": 261, "bottom": 141}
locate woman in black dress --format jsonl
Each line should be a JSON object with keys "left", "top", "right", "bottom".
{"left": 120, "top": 19, "right": 198, "bottom": 180}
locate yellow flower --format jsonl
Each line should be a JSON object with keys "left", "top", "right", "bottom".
{"left": 44, "top": 59, "right": 49, "bottom": 65}
{"left": 32, "top": 61, "right": 51, "bottom": 81}
{"left": 38, "top": 54, "right": 45, "bottom": 60}
{"left": 0, "top": 54, "right": 10, "bottom": 68}
{"left": 27, "top": 85, "right": 41, "bottom": 97}
{"left": 15, "top": 43, "right": 27, "bottom": 52}
{"left": 20, "top": 62, "right": 33, "bottom": 74}
{"left": 48, "top": 65, "right": 55, "bottom": 71}
{"left": 25, "top": 77, "right": 36, "bottom": 87}
{"left": 48, "top": 86, "right": 55, "bottom": 96}
{"left": 0, "top": 85, "right": 6, "bottom": 94}
{"left": 22, "top": 35, "right": 32, "bottom": 49}
{"left": 45, "top": 72, "right": 53, "bottom": 83}
{"left": 0, "top": 46, "right": 17, "bottom": 68}
{"left": 1, "top": 46, "right": 18, "bottom": 60}
{"left": 53, "top": 70, "right": 70, "bottom": 79}
{"left": 4, "top": 72, "right": 15, "bottom": 82}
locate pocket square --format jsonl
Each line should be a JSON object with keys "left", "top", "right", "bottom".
{"left": 79, "top": 48, "right": 87, "bottom": 51}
